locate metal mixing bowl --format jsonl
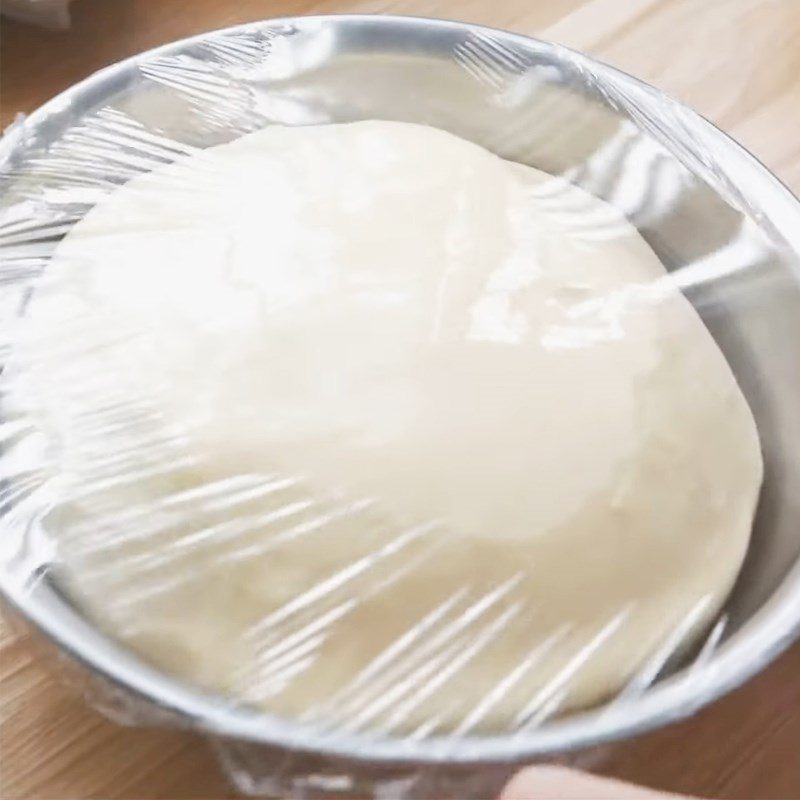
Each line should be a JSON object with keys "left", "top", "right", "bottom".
{"left": 1, "top": 14, "right": 799, "bottom": 797}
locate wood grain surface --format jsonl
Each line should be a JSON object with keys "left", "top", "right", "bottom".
{"left": 1, "top": 1, "right": 799, "bottom": 798}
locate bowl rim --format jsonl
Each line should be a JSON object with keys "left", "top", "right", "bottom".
{"left": 1, "top": 12, "right": 800, "bottom": 767}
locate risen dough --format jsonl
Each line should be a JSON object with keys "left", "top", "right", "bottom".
{"left": 17, "top": 121, "right": 762, "bottom": 734}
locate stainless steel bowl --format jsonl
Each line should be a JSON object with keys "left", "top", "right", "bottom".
{"left": 1, "top": 14, "right": 799, "bottom": 797}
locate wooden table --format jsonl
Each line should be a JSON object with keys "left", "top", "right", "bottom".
{"left": 1, "top": 1, "right": 799, "bottom": 797}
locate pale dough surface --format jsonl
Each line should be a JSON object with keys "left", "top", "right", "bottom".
{"left": 15, "top": 121, "right": 762, "bottom": 734}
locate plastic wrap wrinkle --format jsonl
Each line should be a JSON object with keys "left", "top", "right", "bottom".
{"left": 1, "top": 16, "right": 798, "bottom": 800}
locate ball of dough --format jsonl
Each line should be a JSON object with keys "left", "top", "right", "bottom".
{"left": 15, "top": 121, "right": 762, "bottom": 735}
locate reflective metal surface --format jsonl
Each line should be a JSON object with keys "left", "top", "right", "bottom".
{"left": 0, "top": 13, "right": 799, "bottom": 779}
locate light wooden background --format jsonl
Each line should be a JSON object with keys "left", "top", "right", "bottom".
{"left": 1, "top": 1, "right": 799, "bottom": 798}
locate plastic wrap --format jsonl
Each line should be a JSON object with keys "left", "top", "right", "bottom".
{"left": 1, "top": 16, "right": 800, "bottom": 800}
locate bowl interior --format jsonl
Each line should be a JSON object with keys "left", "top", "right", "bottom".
{"left": 1, "top": 15, "right": 799, "bottom": 763}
